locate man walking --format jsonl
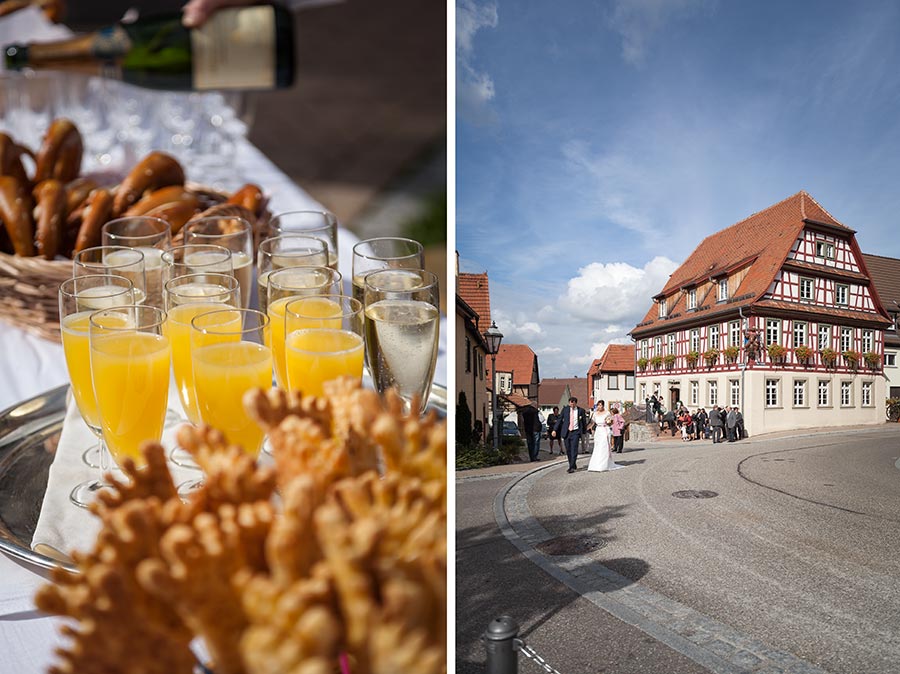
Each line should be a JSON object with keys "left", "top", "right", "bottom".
{"left": 521, "top": 405, "right": 542, "bottom": 461}
{"left": 546, "top": 406, "right": 561, "bottom": 455}
{"left": 726, "top": 406, "right": 738, "bottom": 442}
{"left": 709, "top": 405, "right": 724, "bottom": 443}
{"left": 551, "top": 396, "right": 588, "bottom": 473}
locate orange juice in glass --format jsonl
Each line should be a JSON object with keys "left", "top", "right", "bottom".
{"left": 89, "top": 305, "right": 170, "bottom": 468}
{"left": 265, "top": 266, "right": 342, "bottom": 389}
{"left": 191, "top": 308, "right": 271, "bottom": 454}
{"left": 164, "top": 273, "right": 240, "bottom": 425}
{"left": 284, "top": 295, "right": 364, "bottom": 396}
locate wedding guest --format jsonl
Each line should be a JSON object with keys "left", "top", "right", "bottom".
{"left": 610, "top": 405, "right": 626, "bottom": 453}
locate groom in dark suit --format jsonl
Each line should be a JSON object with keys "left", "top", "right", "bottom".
{"left": 551, "top": 396, "right": 588, "bottom": 473}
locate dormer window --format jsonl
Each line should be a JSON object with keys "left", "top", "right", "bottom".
{"left": 799, "top": 277, "right": 814, "bottom": 301}
{"left": 658, "top": 298, "right": 667, "bottom": 318}
{"left": 816, "top": 241, "right": 835, "bottom": 259}
{"left": 687, "top": 289, "right": 696, "bottom": 310}
{"left": 835, "top": 283, "right": 849, "bottom": 306}
{"left": 717, "top": 278, "right": 728, "bottom": 302}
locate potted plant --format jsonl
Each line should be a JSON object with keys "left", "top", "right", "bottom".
{"left": 864, "top": 351, "right": 881, "bottom": 369}
{"left": 686, "top": 350, "right": 699, "bottom": 368}
{"left": 843, "top": 350, "right": 860, "bottom": 369}
{"left": 821, "top": 347, "right": 838, "bottom": 368}
{"left": 794, "top": 345, "right": 812, "bottom": 363}
{"left": 664, "top": 354, "right": 677, "bottom": 369}
{"left": 650, "top": 355, "right": 663, "bottom": 369}
{"left": 703, "top": 347, "right": 719, "bottom": 367}
{"left": 767, "top": 343, "right": 786, "bottom": 363}
{"left": 637, "top": 357, "right": 649, "bottom": 372}
{"left": 723, "top": 345, "right": 740, "bottom": 363}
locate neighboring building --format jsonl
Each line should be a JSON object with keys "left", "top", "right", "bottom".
{"left": 457, "top": 272, "right": 492, "bottom": 327}
{"left": 861, "top": 253, "right": 900, "bottom": 399}
{"left": 630, "top": 191, "right": 891, "bottom": 436}
{"left": 455, "top": 294, "right": 489, "bottom": 440}
{"left": 488, "top": 344, "right": 539, "bottom": 400}
{"left": 588, "top": 344, "right": 636, "bottom": 409}
{"left": 538, "top": 377, "right": 588, "bottom": 420}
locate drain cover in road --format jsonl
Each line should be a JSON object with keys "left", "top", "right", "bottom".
{"left": 536, "top": 534, "right": 606, "bottom": 556}
{"left": 672, "top": 490, "right": 718, "bottom": 499}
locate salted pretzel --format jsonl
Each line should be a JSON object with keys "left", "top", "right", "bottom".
{"left": 33, "top": 118, "right": 82, "bottom": 183}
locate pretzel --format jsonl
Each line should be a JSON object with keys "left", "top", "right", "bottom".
{"left": 32, "top": 179, "right": 66, "bottom": 259}
{"left": 0, "top": 175, "right": 34, "bottom": 256}
{"left": 112, "top": 151, "right": 185, "bottom": 216}
{"left": 0, "top": 132, "right": 31, "bottom": 184}
{"left": 33, "top": 118, "right": 82, "bottom": 183}
{"left": 71, "top": 188, "right": 113, "bottom": 255}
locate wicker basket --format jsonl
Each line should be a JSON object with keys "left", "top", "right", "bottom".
{"left": 0, "top": 186, "right": 270, "bottom": 343}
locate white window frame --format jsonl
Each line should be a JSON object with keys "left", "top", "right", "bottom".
{"left": 708, "top": 380, "right": 718, "bottom": 406}
{"left": 608, "top": 374, "right": 619, "bottom": 390}
{"left": 667, "top": 333, "right": 676, "bottom": 357}
{"left": 653, "top": 383, "right": 661, "bottom": 398}
{"left": 816, "top": 241, "right": 835, "bottom": 259}
{"left": 625, "top": 375, "right": 635, "bottom": 390}
{"left": 861, "top": 381, "right": 873, "bottom": 407}
{"left": 818, "top": 324, "right": 831, "bottom": 350}
{"left": 840, "top": 328, "right": 852, "bottom": 353}
{"left": 718, "top": 278, "right": 728, "bottom": 302}
{"left": 687, "top": 288, "right": 697, "bottom": 310}
{"left": 659, "top": 298, "right": 667, "bottom": 318}
{"left": 862, "top": 330, "right": 873, "bottom": 353}
{"left": 729, "top": 321, "right": 740, "bottom": 348}
{"left": 840, "top": 381, "right": 852, "bottom": 407}
{"left": 690, "top": 381, "right": 699, "bottom": 406}
{"left": 835, "top": 283, "right": 849, "bottom": 306}
{"left": 730, "top": 379, "right": 740, "bottom": 407}
{"left": 654, "top": 336, "right": 662, "bottom": 356}
{"left": 766, "top": 319, "right": 780, "bottom": 346}
{"left": 640, "top": 383, "right": 647, "bottom": 401}
{"left": 793, "top": 379, "right": 807, "bottom": 407}
{"left": 817, "top": 380, "right": 830, "bottom": 407}
{"left": 709, "top": 325, "right": 720, "bottom": 350}
{"left": 765, "top": 379, "right": 779, "bottom": 407}
{"left": 793, "top": 321, "right": 807, "bottom": 348}
{"left": 640, "top": 339, "right": 648, "bottom": 359}
{"left": 886, "top": 352, "right": 896, "bottom": 367}
{"left": 690, "top": 329, "right": 700, "bottom": 353}
{"left": 799, "top": 277, "right": 814, "bottom": 301}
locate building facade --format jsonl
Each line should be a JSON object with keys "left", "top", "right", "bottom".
{"left": 487, "top": 344, "right": 539, "bottom": 428}
{"left": 455, "top": 295, "right": 489, "bottom": 439}
{"left": 587, "top": 344, "right": 636, "bottom": 409}
{"left": 861, "top": 253, "right": 900, "bottom": 399}
{"left": 631, "top": 192, "right": 891, "bottom": 436}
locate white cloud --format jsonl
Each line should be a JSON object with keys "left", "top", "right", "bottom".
{"left": 606, "top": 0, "right": 711, "bottom": 66}
{"left": 539, "top": 346, "right": 562, "bottom": 355}
{"left": 560, "top": 256, "right": 679, "bottom": 324}
{"left": 457, "top": 0, "right": 499, "bottom": 125}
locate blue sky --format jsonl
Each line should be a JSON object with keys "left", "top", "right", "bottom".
{"left": 456, "top": 0, "right": 900, "bottom": 379}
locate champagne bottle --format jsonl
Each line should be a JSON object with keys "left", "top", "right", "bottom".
{"left": 3, "top": 4, "right": 295, "bottom": 91}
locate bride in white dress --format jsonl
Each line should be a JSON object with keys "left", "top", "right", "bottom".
{"left": 588, "top": 401, "right": 623, "bottom": 472}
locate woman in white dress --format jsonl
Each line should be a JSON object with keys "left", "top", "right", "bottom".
{"left": 588, "top": 401, "right": 622, "bottom": 472}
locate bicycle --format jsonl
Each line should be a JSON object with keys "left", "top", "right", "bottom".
{"left": 886, "top": 398, "right": 900, "bottom": 422}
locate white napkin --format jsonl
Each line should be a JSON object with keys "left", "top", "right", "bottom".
{"left": 31, "top": 388, "right": 199, "bottom": 560}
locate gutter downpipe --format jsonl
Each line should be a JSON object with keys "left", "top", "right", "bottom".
{"left": 738, "top": 306, "right": 747, "bottom": 423}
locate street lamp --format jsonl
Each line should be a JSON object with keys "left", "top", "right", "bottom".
{"left": 483, "top": 321, "right": 503, "bottom": 450}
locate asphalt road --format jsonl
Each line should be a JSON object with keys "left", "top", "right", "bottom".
{"left": 456, "top": 426, "right": 900, "bottom": 673}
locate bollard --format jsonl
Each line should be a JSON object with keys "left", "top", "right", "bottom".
{"left": 483, "top": 615, "right": 519, "bottom": 674}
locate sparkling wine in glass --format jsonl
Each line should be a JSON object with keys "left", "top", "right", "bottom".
{"left": 101, "top": 216, "right": 172, "bottom": 308}
{"left": 73, "top": 245, "right": 147, "bottom": 305}
{"left": 183, "top": 215, "right": 254, "bottom": 308}
{"left": 364, "top": 269, "right": 440, "bottom": 414}
{"left": 256, "top": 234, "right": 329, "bottom": 314}
{"left": 161, "top": 243, "right": 234, "bottom": 289}
{"left": 351, "top": 237, "right": 425, "bottom": 307}
{"left": 269, "top": 210, "right": 339, "bottom": 271}
{"left": 59, "top": 274, "right": 136, "bottom": 507}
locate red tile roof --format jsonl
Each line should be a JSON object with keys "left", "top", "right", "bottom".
{"left": 594, "top": 344, "right": 635, "bottom": 374}
{"left": 501, "top": 392, "right": 539, "bottom": 409}
{"left": 632, "top": 191, "right": 887, "bottom": 338}
{"left": 457, "top": 272, "right": 491, "bottom": 330}
{"left": 488, "top": 344, "right": 537, "bottom": 386}
{"left": 538, "top": 377, "right": 589, "bottom": 406}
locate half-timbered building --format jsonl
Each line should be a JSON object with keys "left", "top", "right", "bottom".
{"left": 630, "top": 191, "right": 891, "bottom": 436}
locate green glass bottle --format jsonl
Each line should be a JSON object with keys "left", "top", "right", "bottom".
{"left": 4, "top": 4, "right": 294, "bottom": 91}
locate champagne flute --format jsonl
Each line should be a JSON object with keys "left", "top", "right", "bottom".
{"left": 59, "top": 274, "right": 136, "bottom": 507}
{"left": 101, "top": 216, "right": 172, "bottom": 308}
{"left": 183, "top": 216, "right": 254, "bottom": 308}
{"left": 161, "top": 243, "right": 234, "bottom": 288}
{"left": 89, "top": 305, "right": 170, "bottom": 470}
{"left": 269, "top": 210, "right": 339, "bottom": 271}
{"left": 284, "top": 295, "right": 364, "bottom": 397}
{"left": 351, "top": 237, "right": 425, "bottom": 306}
{"left": 266, "top": 266, "right": 342, "bottom": 389}
{"left": 191, "top": 308, "right": 272, "bottom": 455}
{"left": 257, "top": 234, "right": 329, "bottom": 314}
{"left": 73, "top": 246, "right": 147, "bottom": 305}
{"left": 364, "top": 269, "right": 440, "bottom": 414}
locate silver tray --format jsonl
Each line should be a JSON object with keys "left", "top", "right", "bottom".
{"left": 0, "top": 383, "right": 447, "bottom": 573}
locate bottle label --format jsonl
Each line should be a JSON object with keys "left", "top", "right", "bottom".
{"left": 191, "top": 6, "right": 276, "bottom": 90}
